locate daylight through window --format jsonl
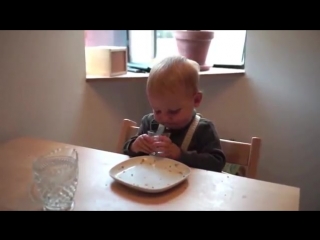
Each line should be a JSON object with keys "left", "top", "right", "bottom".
{"left": 84, "top": 30, "right": 247, "bottom": 69}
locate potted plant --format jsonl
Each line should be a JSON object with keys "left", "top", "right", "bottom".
{"left": 174, "top": 30, "right": 214, "bottom": 71}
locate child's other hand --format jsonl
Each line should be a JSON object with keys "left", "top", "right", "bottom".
{"left": 130, "top": 134, "right": 154, "bottom": 154}
{"left": 153, "top": 136, "right": 181, "bottom": 160}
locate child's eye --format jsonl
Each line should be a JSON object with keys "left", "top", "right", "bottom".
{"left": 154, "top": 110, "right": 161, "bottom": 114}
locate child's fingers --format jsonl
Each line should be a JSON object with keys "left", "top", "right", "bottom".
{"left": 140, "top": 139, "right": 154, "bottom": 153}
{"left": 138, "top": 144, "right": 149, "bottom": 154}
{"left": 153, "top": 144, "right": 170, "bottom": 156}
{"left": 141, "top": 134, "right": 154, "bottom": 143}
{"left": 153, "top": 141, "right": 169, "bottom": 148}
{"left": 158, "top": 135, "right": 171, "bottom": 143}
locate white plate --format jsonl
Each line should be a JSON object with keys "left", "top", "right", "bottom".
{"left": 109, "top": 156, "right": 191, "bottom": 193}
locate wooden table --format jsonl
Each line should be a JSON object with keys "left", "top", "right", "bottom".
{"left": 0, "top": 137, "right": 300, "bottom": 211}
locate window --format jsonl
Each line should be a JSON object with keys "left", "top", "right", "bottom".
{"left": 127, "top": 30, "right": 156, "bottom": 63}
{"left": 84, "top": 30, "right": 247, "bottom": 70}
{"left": 129, "top": 30, "right": 247, "bottom": 69}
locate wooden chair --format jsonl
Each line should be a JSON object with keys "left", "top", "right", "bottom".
{"left": 116, "top": 119, "right": 139, "bottom": 154}
{"left": 220, "top": 138, "right": 261, "bottom": 179}
{"left": 116, "top": 119, "right": 261, "bottom": 179}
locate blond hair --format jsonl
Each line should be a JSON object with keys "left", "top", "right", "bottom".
{"left": 147, "top": 56, "right": 200, "bottom": 96}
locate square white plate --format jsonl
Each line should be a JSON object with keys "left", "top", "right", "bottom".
{"left": 109, "top": 156, "right": 191, "bottom": 193}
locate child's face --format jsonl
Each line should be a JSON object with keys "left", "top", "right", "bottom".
{"left": 147, "top": 89, "right": 202, "bottom": 130}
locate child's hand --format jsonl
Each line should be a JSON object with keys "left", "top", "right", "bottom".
{"left": 153, "top": 136, "right": 181, "bottom": 160}
{"left": 130, "top": 134, "right": 154, "bottom": 154}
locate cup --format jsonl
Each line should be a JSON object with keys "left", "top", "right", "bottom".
{"left": 148, "top": 131, "right": 162, "bottom": 156}
{"left": 30, "top": 147, "right": 79, "bottom": 211}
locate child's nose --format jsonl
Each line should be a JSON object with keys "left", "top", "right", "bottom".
{"left": 156, "top": 114, "right": 169, "bottom": 123}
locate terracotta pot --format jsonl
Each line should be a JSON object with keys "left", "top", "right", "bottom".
{"left": 174, "top": 30, "right": 214, "bottom": 71}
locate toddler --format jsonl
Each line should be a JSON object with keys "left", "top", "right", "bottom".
{"left": 123, "top": 56, "right": 226, "bottom": 172}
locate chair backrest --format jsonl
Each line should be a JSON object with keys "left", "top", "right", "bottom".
{"left": 116, "top": 119, "right": 139, "bottom": 154}
{"left": 116, "top": 118, "right": 261, "bottom": 179}
{"left": 220, "top": 138, "right": 261, "bottom": 178}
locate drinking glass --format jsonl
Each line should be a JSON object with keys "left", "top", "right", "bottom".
{"left": 148, "top": 131, "right": 170, "bottom": 156}
{"left": 30, "top": 147, "right": 79, "bottom": 211}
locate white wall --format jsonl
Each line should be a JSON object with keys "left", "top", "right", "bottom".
{"left": 0, "top": 30, "right": 146, "bottom": 151}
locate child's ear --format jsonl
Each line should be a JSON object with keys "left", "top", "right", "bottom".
{"left": 194, "top": 92, "right": 202, "bottom": 107}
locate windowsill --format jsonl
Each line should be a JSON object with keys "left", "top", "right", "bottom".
{"left": 86, "top": 67, "right": 245, "bottom": 82}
